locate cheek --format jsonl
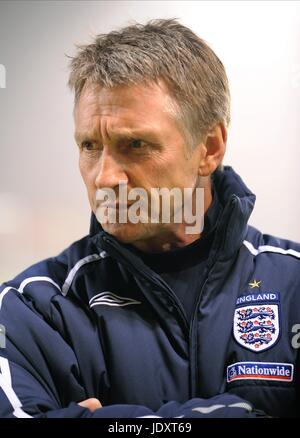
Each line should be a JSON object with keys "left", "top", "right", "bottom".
{"left": 153, "top": 156, "right": 187, "bottom": 185}
{"left": 140, "top": 155, "right": 176, "bottom": 185}
{"left": 79, "top": 160, "right": 85, "bottom": 180}
{"left": 79, "top": 157, "right": 93, "bottom": 184}
{"left": 79, "top": 160, "right": 96, "bottom": 207}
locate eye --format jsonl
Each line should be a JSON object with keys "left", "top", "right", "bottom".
{"left": 81, "top": 141, "right": 97, "bottom": 151}
{"left": 130, "top": 139, "right": 146, "bottom": 149}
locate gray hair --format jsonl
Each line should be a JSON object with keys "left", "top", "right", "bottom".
{"left": 68, "top": 18, "right": 230, "bottom": 149}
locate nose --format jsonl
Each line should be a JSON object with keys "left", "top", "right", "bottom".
{"left": 94, "top": 148, "right": 128, "bottom": 189}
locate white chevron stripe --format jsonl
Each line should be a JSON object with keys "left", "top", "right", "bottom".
{"left": 192, "top": 404, "right": 225, "bottom": 414}
{"left": 192, "top": 401, "right": 252, "bottom": 414}
{"left": 62, "top": 252, "right": 107, "bottom": 296}
{"left": 243, "top": 240, "right": 300, "bottom": 259}
{"left": 19, "top": 276, "right": 61, "bottom": 294}
{"left": 0, "top": 287, "right": 15, "bottom": 310}
{"left": 228, "top": 402, "right": 252, "bottom": 411}
{"left": 0, "top": 357, "right": 32, "bottom": 418}
{"left": 0, "top": 277, "right": 61, "bottom": 310}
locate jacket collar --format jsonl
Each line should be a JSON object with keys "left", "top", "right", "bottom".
{"left": 90, "top": 166, "right": 256, "bottom": 264}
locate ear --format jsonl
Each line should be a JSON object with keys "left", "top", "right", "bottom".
{"left": 198, "top": 123, "right": 227, "bottom": 177}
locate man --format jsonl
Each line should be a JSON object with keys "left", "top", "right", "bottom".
{"left": 0, "top": 18, "right": 299, "bottom": 418}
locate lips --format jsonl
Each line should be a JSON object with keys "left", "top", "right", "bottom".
{"left": 99, "top": 203, "right": 130, "bottom": 210}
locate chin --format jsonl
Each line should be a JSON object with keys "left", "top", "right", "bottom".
{"left": 101, "top": 222, "right": 151, "bottom": 244}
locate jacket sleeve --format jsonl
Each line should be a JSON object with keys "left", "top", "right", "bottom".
{"left": 0, "top": 282, "right": 267, "bottom": 418}
{"left": 0, "top": 355, "right": 266, "bottom": 418}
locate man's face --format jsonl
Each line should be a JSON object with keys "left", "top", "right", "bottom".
{"left": 74, "top": 80, "right": 203, "bottom": 245}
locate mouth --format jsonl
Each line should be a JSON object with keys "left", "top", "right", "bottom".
{"left": 98, "top": 203, "right": 131, "bottom": 210}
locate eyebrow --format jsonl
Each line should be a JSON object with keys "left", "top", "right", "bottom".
{"left": 74, "top": 128, "right": 160, "bottom": 144}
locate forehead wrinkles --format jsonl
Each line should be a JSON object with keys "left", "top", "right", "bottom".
{"left": 75, "top": 82, "right": 181, "bottom": 142}
{"left": 97, "top": 103, "right": 141, "bottom": 143}
{"left": 76, "top": 95, "right": 127, "bottom": 141}
{"left": 99, "top": 112, "right": 114, "bottom": 143}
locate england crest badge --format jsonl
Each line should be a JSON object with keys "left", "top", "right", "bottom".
{"left": 233, "top": 292, "right": 280, "bottom": 352}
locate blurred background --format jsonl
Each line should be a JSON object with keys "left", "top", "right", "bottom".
{"left": 0, "top": 0, "right": 300, "bottom": 282}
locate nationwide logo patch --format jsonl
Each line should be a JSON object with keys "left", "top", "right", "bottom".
{"left": 227, "top": 362, "right": 294, "bottom": 383}
{"left": 233, "top": 292, "right": 280, "bottom": 352}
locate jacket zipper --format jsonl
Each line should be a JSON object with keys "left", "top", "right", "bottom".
{"left": 188, "top": 274, "right": 211, "bottom": 397}
{"left": 101, "top": 233, "right": 224, "bottom": 398}
{"left": 188, "top": 200, "right": 235, "bottom": 396}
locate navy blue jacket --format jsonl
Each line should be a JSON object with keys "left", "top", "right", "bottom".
{"left": 0, "top": 167, "right": 299, "bottom": 418}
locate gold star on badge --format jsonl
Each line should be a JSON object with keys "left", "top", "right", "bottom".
{"left": 248, "top": 280, "right": 261, "bottom": 289}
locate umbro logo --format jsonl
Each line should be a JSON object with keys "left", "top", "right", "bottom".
{"left": 89, "top": 291, "right": 141, "bottom": 308}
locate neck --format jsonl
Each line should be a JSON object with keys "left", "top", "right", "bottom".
{"left": 132, "top": 177, "right": 213, "bottom": 253}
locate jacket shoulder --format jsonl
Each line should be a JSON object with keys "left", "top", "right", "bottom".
{"left": 0, "top": 234, "right": 105, "bottom": 312}
{"left": 244, "top": 225, "right": 300, "bottom": 264}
